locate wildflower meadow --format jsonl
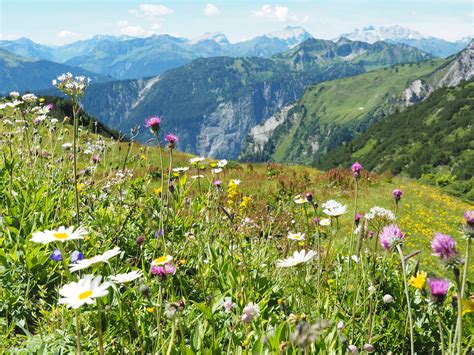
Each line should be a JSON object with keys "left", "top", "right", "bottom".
{"left": 0, "top": 75, "right": 473, "bottom": 353}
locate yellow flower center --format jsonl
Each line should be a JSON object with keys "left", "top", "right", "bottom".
{"left": 53, "top": 232, "right": 68, "bottom": 239}
{"left": 79, "top": 290, "right": 93, "bottom": 300}
{"left": 154, "top": 256, "right": 169, "bottom": 265}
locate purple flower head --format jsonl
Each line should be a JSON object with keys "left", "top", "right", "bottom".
{"left": 222, "top": 297, "right": 236, "bottom": 313}
{"left": 379, "top": 224, "right": 405, "bottom": 251}
{"left": 136, "top": 235, "right": 145, "bottom": 245}
{"left": 155, "top": 229, "right": 163, "bottom": 238}
{"left": 45, "top": 103, "right": 54, "bottom": 111}
{"left": 354, "top": 213, "right": 362, "bottom": 225}
{"left": 368, "top": 230, "right": 374, "bottom": 238}
{"left": 305, "top": 192, "right": 313, "bottom": 202}
{"left": 392, "top": 189, "right": 403, "bottom": 201}
{"left": 144, "top": 116, "right": 161, "bottom": 132}
{"left": 464, "top": 210, "right": 474, "bottom": 227}
{"left": 70, "top": 250, "right": 84, "bottom": 264}
{"left": 313, "top": 216, "right": 320, "bottom": 225}
{"left": 213, "top": 179, "right": 222, "bottom": 187}
{"left": 164, "top": 262, "right": 176, "bottom": 275}
{"left": 151, "top": 265, "right": 167, "bottom": 278}
{"left": 351, "top": 162, "right": 362, "bottom": 174}
{"left": 431, "top": 233, "right": 457, "bottom": 261}
{"left": 165, "top": 133, "right": 178, "bottom": 148}
{"left": 91, "top": 154, "right": 101, "bottom": 164}
{"left": 50, "top": 249, "right": 62, "bottom": 262}
{"left": 428, "top": 278, "right": 450, "bottom": 303}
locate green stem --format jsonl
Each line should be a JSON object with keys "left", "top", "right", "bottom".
{"left": 166, "top": 318, "right": 176, "bottom": 355}
{"left": 435, "top": 306, "right": 445, "bottom": 355}
{"left": 453, "top": 267, "right": 463, "bottom": 354}
{"left": 397, "top": 244, "right": 414, "bottom": 355}
{"left": 97, "top": 300, "right": 104, "bottom": 355}
{"left": 72, "top": 100, "right": 80, "bottom": 227}
{"left": 75, "top": 310, "right": 82, "bottom": 354}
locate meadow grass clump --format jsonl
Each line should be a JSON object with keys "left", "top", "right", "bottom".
{"left": 0, "top": 79, "right": 473, "bottom": 353}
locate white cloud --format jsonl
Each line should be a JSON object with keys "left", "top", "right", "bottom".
{"left": 57, "top": 30, "right": 79, "bottom": 40}
{"left": 117, "top": 20, "right": 153, "bottom": 37}
{"left": 203, "top": 4, "right": 221, "bottom": 17}
{"left": 252, "top": 5, "right": 307, "bottom": 23}
{"left": 129, "top": 4, "right": 174, "bottom": 18}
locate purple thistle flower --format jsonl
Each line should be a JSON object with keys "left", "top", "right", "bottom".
{"left": 164, "top": 262, "right": 176, "bottom": 275}
{"left": 91, "top": 154, "right": 101, "bottom": 164}
{"left": 165, "top": 133, "right": 178, "bottom": 148}
{"left": 151, "top": 265, "right": 167, "bottom": 278}
{"left": 313, "top": 216, "right": 320, "bottom": 225}
{"left": 379, "top": 224, "right": 405, "bottom": 251}
{"left": 213, "top": 179, "right": 222, "bottom": 188}
{"left": 431, "top": 233, "right": 458, "bottom": 261}
{"left": 50, "top": 249, "right": 62, "bottom": 261}
{"left": 351, "top": 162, "right": 362, "bottom": 173}
{"left": 428, "top": 279, "right": 449, "bottom": 303}
{"left": 136, "top": 235, "right": 145, "bottom": 245}
{"left": 464, "top": 210, "right": 474, "bottom": 227}
{"left": 354, "top": 213, "right": 362, "bottom": 225}
{"left": 305, "top": 192, "right": 313, "bottom": 202}
{"left": 144, "top": 116, "right": 161, "bottom": 132}
{"left": 392, "top": 189, "right": 403, "bottom": 202}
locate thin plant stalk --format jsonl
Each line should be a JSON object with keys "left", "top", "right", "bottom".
{"left": 453, "top": 267, "right": 463, "bottom": 354}
{"left": 435, "top": 306, "right": 445, "bottom": 355}
{"left": 72, "top": 99, "right": 80, "bottom": 227}
{"left": 396, "top": 244, "right": 414, "bottom": 355}
{"left": 75, "top": 310, "right": 82, "bottom": 354}
{"left": 97, "top": 300, "right": 105, "bottom": 355}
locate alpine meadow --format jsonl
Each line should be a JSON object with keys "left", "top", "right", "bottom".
{"left": 0, "top": 1, "right": 473, "bottom": 354}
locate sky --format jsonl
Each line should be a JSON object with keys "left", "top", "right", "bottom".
{"left": 0, "top": 0, "right": 472, "bottom": 45}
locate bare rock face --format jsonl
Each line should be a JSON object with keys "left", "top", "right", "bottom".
{"left": 403, "top": 41, "right": 473, "bottom": 105}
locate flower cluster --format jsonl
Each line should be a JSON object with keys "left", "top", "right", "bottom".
{"left": 379, "top": 224, "right": 405, "bottom": 250}
{"left": 53, "top": 73, "right": 90, "bottom": 97}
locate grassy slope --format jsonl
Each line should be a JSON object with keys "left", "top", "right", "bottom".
{"left": 268, "top": 59, "right": 445, "bottom": 163}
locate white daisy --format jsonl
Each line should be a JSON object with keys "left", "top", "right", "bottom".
{"left": 31, "top": 226, "right": 87, "bottom": 244}
{"left": 319, "top": 218, "right": 331, "bottom": 226}
{"left": 293, "top": 195, "right": 308, "bottom": 204}
{"left": 191, "top": 175, "right": 204, "bottom": 179}
{"left": 151, "top": 255, "right": 173, "bottom": 266}
{"left": 216, "top": 159, "right": 228, "bottom": 168}
{"left": 58, "top": 275, "right": 111, "bottom": 309}
{"left": 287, "top": 232, "right": 305, "bottom": 241}
{"left": 189, "top": 157, "right": 205, "bottom": 164}
{"left": 69, "top": 247, "right": 121, "bottom": 272}
{"left": 322, "top": 200, "right": 347, "bottom": 217}
{"left": 211, "top": 168, "right": 222, "bottom": 174}
{"left": 62, "top": 142, "right": 73, "bottom": 150}
{"left": 109, "top": 270, "right": 143, "bottom": 284}
{"left": 172, "top": 167, "right": 189, "bottom": 173}
{"left": 276, "top": 250, "right": 316, "bottom": 267}
{"left": 230, "top": 179, "right": 241, "bottom": 185}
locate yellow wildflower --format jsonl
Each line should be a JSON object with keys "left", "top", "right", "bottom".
{"left": 462, "top": 297, "right": 474, "bottom": 316}
{"left": 154, "top": 187, "right": 162, "bottom": 195}
{"left": 408, "top": 271, "right": 427, "bottom": 290}
{"left": 76, "top": 183, "right": 84, "bottom": 193}
{"left": 146, "top": 307, "right": 155, "bottom": 313}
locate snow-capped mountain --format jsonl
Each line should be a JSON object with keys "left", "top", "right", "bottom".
{"left": 337, "top": 25, "right": 427, "bottom": 43}
{"left": 336, "top": 25, "right": 471, "bottom": 57}
{"left": 265, "top": 26, "right": 313, "bottom": 47}
{"left": 188, "top": 32, "right": 230, "bottom": 45}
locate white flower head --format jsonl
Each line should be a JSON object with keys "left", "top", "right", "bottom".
{"left": 69, "top": 247, "right": 121, "bottom": 272}
{"left": 365, "top": 206, "right": 396, "bottom": 221}
{"left": 109, "top": 270, "right": 143, "bottom": 284}
{"left": 319, "top": 218, "right": 331, "bottom": 226}
{"left": 172, "top": 167, "right": 189, "bottom": 173}
{"left": 287, "top": 232, "right": 305, "bottom": 241}
{"left": 241, "top": 302, "right": 260, "bottom": 323}
{"left": 191, "top": 175, "right": 204, "bottom": 179}
{"left": 189, "top": 157, "right": 205, "bottom": 164}
{"left": 9, "top": 91, "right": 20, "bottom": 98}
{"left": 322, "top": 200, "right": 347, "bottom": 217}
{"left": 151, "top": 255, "right": 173, "bottom": 266}
{"left": 383, "top": 294, "right": 394, "bottom": 303}
{"left": 58, "top": 275, "right": 111, "bottom": 309}
{"left": 276, "top": 250, "right": 316, "bottom": 267}
{"left": 216, "top": 159, "right": 228, "bottom": 168}
{"left": 212, "top": 168, "right": 222, "bottom": 174}
{"left": 293, "top": 195, "right": 308, "bottom": 204}
{"left": 230, "top": 179, "right": 241, "bottom": 185}
{"left": 31, "top": 226, "right": 87, "bottom": 244}
{"left": 62, "top": 142, "right": 73, "bottom": 150}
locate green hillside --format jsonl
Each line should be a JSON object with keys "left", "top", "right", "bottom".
{"left": 240, "top": 59, "right": 445, "bottom": 163}
{"left": 317, "top": 80, "right": 474, "bottom": 201}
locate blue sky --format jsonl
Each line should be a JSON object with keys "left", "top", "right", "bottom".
{"left": 1, "top": 0, "right": 472, "bottom": 44}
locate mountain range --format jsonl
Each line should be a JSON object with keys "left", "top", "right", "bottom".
{"left": 73, "top": 38, "right": 432, "bottom": 158}
{"left": 337, "top": 25, "right": 471, "bottom": 57}
{"left": 0, "top": 25, "right": 470, "bottom": 83}
{"left": 240, "top": 42, "right": 473, "bottom": 165}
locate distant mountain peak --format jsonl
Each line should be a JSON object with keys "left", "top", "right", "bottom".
{"left": 266, "top": 26, "right": 313, "bottom": 45}
{"left": 188, "top": 32, "right": 230, "bottom": 45}
{"left": 337, "top": 25, "right": 429, "bottom": 43}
